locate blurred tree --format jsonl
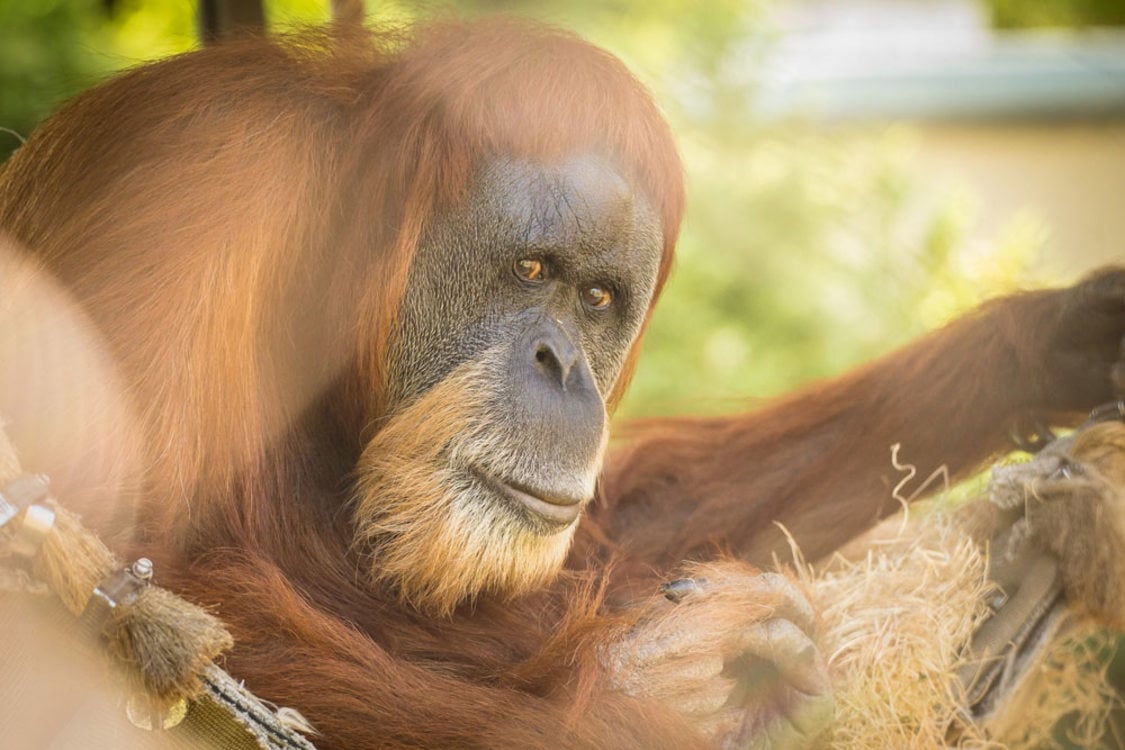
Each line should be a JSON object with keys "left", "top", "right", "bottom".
{"left": 199, "top": 0, "right": 265, "bottom": 43}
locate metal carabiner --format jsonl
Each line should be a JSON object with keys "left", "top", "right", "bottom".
{"left": 1084, "top": 399, "right": 1125, "bottom": 427}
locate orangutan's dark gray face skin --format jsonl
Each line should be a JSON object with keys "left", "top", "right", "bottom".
{"left": 384, "top": 155, "right": 663, "bottom": 533}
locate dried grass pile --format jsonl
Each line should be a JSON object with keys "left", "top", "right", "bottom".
{"left": 804, "top": 420, "right": 1125, "bottom": 749}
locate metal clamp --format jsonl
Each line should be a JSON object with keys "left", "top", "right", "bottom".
{"left": 1, "top": 474, "right": 57, "bottom": 559}
{"left": 9, "top": 504, "right": 57, "bottom": 558}
{"left": 0, "top": 474, "right": 52, "bottom": 530}
{"left": 80, "top": 558, "right": 155, "bottom": 633}
{"left": 1084, "top": 399, "right": 1125, "bottom": 427}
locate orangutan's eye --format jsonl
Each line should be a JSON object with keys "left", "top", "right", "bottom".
{"left": 581, "top": 285, "right": 612, "bottom": 311}
{"left": 513, "top": 258, "right": 544, "bottom": 282}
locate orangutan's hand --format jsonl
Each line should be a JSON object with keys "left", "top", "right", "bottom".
{"left": 605, "top": 561, "right": 833, "bottom": 750}
{"left": 1040, "top": 267, "right": 1125, "bottom": 411}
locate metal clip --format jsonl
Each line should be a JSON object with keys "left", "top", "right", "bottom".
{"left": 80, "top": 558, "right": 155, "bottom": 634}
{"left": 9, "top": 504, "right": 57, "bottom": 558}
{"left": 1084, "top": 399, "right": 1125, "bottom": 427}
{"left": 0, "top": 474, "right": 52, "bottom": 531}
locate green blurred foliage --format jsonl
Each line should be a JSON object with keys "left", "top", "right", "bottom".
{"left": 622, "top": 125, "right": 1047, "bottom": 417}
{"left": 0, "top": 0, "right": 1049, "bottom": 421}
{"left": 0, "top": 0, "right": 339, "bottom": 158}
{"left": 982, "top": 0, "right": 1125, "bottom": 29}
{"left": 0, "top": 0, "right": 112, "bottom": 157}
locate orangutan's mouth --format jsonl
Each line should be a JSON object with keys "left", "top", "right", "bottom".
{"left": 470, "top": 469, "right": 583, "bottom": 529}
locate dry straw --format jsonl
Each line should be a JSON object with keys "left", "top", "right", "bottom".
{"left": 0, "top": 421, "right": 232, "bottom": 705}
{"left": 802, "top": 422, "right": 1125, "bottom": 749}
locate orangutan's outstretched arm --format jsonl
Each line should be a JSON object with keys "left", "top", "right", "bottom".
{"left": 600, "top": 268, "right": 1125, "bottom": 569}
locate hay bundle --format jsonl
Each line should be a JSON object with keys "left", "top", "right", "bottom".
{"left": 811, "top": 420, "right": 1125, "bottom": 749}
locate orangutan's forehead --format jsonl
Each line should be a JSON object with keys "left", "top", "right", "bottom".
{"left": 470, "top": 155, "right": 663, "bottom": 282}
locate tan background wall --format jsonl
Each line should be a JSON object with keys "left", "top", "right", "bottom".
{"left": 910, "top": 122, "right": 1125, "bottom": 277}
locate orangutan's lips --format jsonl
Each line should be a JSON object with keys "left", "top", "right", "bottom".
{"left": 471, "top": 470, "right": 583, "bottom": 528}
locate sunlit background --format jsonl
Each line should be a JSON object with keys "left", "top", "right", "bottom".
{"left": 3, "top": 0, "right": 1123, "bottom": 419}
